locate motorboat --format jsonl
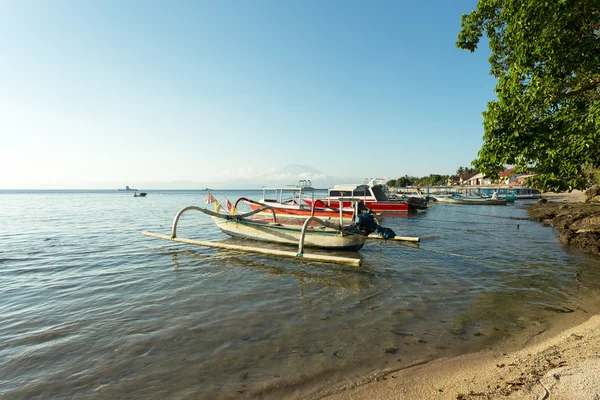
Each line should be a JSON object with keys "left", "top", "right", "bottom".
{"left": 240, "top": 180, "right": 359, "bottom": 222}
{"left": 134, "top": 192, "right": 147, "bottom": 197}
{"left": 303, "top": 178, "right": 428, "bottom": 213}
{"left": 141, "top": 198, "right": 400, "bottom": 267}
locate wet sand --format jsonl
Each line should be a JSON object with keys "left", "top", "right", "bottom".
{"left": 541, "top": 190, "right": 586, "bottom": 203}
{"left": 324, "top": 191, "right": 600, "bottom": 399}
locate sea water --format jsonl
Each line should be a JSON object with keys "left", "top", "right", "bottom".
{"left": 1, "top": 190, "right": 599, "bottom": 399}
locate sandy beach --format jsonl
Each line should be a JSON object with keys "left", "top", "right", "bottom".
{"left": 540, "top": 190, "right": 586, "bottom": 203}
{"left": 325, "top": 191, "right": 600, "bottom": 400}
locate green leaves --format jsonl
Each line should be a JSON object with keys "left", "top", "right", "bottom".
{"left": 458, "top": 0, "right": 600, "bottom": 190}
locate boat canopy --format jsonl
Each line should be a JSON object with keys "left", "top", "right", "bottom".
{"left": 370, "top": 185, "right": 389, "bottom": 201}
{"left": 261, "top": 180, "right": 327, "bottom": 204}
{"left": 327, "top": 181, "right": 389, "bottom": 201}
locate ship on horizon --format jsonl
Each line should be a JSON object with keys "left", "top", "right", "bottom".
{"left": 118, "top": 185, "right": 138, "bottom": 191}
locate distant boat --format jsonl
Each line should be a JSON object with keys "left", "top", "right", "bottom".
{"left": 434, "top": 194, "right": 508, "bottom": 205}
{"left": 118, "top": 185, "right": 138, "bottom": 191}
{"left": 134, "top": 192, "right": 147, "bottom": 197}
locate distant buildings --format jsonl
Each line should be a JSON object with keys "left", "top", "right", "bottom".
{"left": 457, "top": 173, "right": 476, "bottom": 185}
{"left": 463, "top": 168, "right": 536, "bottom": 186}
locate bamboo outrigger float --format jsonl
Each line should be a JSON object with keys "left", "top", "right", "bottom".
{"left": 142, "top": 231, "right": 362, "bottom": 266}
{"left": 142, "top": 196, "right": 419, "bottom": 266}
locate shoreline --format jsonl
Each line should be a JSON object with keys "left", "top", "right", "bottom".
{"left": 325, "top": 312, "right": 600, "bottom": 399}
{"left": 324, "top": 192, "right": 600, "bottom": 399}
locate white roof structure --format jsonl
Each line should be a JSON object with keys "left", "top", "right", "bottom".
{"left": 466, "top": 172, "right": 484, "bottom": 184}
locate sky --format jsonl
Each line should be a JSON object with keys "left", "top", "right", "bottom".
{"left": 0, "top": 0, "right": 496, "bottom": 189}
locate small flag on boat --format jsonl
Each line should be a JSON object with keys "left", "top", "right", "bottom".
{"left": 214, "top": 200, "right": 221, "bottom": 214}
{"left": 205, "top": 192, "right": 216, "bottom": 204}
{"left": 225, "top": 197, "right": 237, "bottom": 215}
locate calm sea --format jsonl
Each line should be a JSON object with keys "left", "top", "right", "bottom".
{"left": 1, "top": 190, "right": 600, "bottom": 399}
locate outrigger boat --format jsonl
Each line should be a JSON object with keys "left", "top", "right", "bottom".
{"left": 303, "top": 178, "right": 428, "bottom": 213}
{"left": 482, "top": 191, "right": 516, "bottom": 202}
{"left": 434, "top": 194, "right": 508, "bottom": 205}
{"left": 142, "top": 196, "right": 417, "bottom": 266}
{"left": 241, "top": 180, "right": 359, "bottom": 221}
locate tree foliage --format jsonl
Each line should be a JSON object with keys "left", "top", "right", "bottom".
{"left": 387, "top": 174, "right": 452, "bottom": 187}
{"left": 456, "top": 166, "right": 477, "bottom": 175}
{"left": 457, "top": 0, "right": 600, "bottom": 190}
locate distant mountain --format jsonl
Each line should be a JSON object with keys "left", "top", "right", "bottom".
{"left": 131, "top": 180, "right": 207, "bottom": 190}
{"left": 131, "top": 165, "right": 372, "bottom": 189}
{"left": 11, "top": 165, "right": 371, "bottom": 190}
{"left": 202, "top": 164, "right": 365, "bottom": 189}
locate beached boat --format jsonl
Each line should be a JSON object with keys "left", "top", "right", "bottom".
{"left": 241, "top": 180, "right": 359, "bottom": 221}
{"left": 303, "top": 178, "right": 428, "bottom": 213}
{"left": 434, "top": 195, "right": 508, "bottom": 205}
{"left": 513, "top": 188, "right": 542, "bottom": 199}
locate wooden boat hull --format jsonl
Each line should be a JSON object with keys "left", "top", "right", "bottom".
{"left": 303, "top": 199, "right": 410, "bottom": 213}
{"left": 244, "top": 200, "right": 355, "bottom": 220}
{"left": 210, "top": 216, "right": 367, "bottom": 250}
{"left": 499, "top": 193, "right": 516, "bottom": 202}
{"left": 435, "top": 196, "right": 508, "bottom": 205}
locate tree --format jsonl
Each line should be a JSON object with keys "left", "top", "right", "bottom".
{"left": 397, "top": 175, "right": 413, "bottom": 187}
{"left": 456, "top": 166, "right": 477, "bottom": 176}
{"left": 457, "top": 0, "right": 600, "bottom": 191}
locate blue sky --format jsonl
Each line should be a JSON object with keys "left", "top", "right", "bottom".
{"left": 0, "top": 0, "right": 495, "bottom": 189}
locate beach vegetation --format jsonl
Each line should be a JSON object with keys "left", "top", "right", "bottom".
{"left": 456, "top": 166, "right": 477, "bottom": 176}
{"left": 583, "top": 164, "right": 600, "bottom": 187}
{"left": 457, "top": 0, "right": 600, "bottom": 191}
{"left": 387, "top": 174, "right": 452, "bottom": 187}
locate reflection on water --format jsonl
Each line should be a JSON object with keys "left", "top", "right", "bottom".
{"left": 1, "top": 191, "right": 600, "bottom": 399}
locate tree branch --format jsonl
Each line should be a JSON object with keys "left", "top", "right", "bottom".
{"left": 565, "top": 77, "right": 600, "bottom": 96}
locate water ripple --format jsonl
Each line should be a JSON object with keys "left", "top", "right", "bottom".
{"left": 1, "top": 190, "right": 600, "bottom": 399}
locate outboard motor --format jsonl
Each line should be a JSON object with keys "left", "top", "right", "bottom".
{"left": 355, "top": 213, "right": 379, "bottom": 235}
{"left": 405, "top": 197, "right": 428, "bottom": 210}
{"left": 376, "top": 226, "right": 396, "bottom": 240}
{"left": 356, "top": 201, "right": 375, "bottom": 216}
{"left": 354, "top": 214, "right": 396, "bottom": 240}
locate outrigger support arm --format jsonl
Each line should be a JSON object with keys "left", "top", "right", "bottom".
{"left": 236, "top": 196, "right": 354, "bottom": 232}
{"left": 298, "top": 216, "right": 335, "bottom": 255}
{"left": 171, "top": 205, "right": 277, "bottom": 239}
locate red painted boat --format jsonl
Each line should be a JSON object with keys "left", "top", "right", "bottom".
{"left": 302, "top": 178, "right": 428, "bottom": 213}
{"left": 237, "top": 180, "right": 358, "bottom": 222}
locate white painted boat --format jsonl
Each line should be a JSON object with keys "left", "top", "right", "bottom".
{"left": 243, "top": 180, "right": 357, "bottom": 221}
{"left": 435, "top": 195, "right": 508, "bottom": 205}
{"left": 303, "top": 178, "right": 428, "bottom": 213}
{"left": 141, "top": 198, "right": 410, "bottom": 265}
{"left": 210, "top": 216, "right": 367, "bottom": 250}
